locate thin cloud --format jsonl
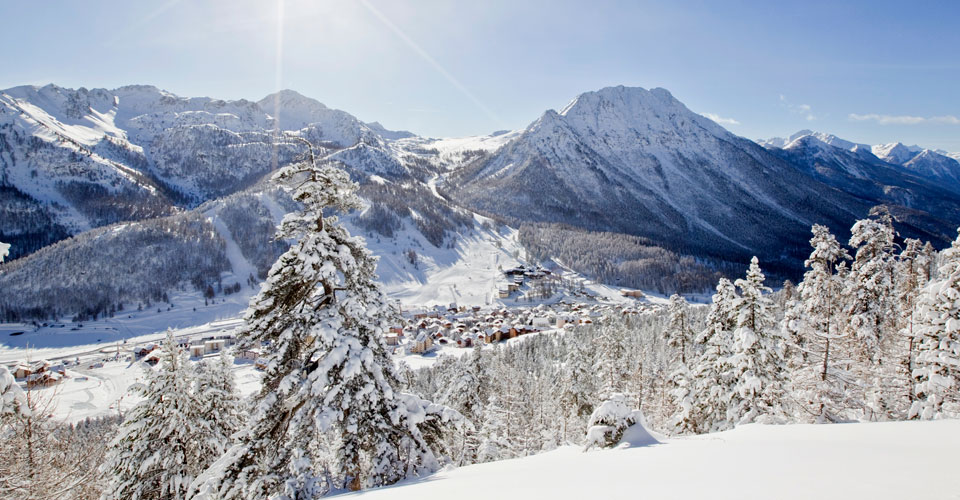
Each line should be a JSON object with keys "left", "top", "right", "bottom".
{"left": 702, "top": 113, "right": 740, "bottom": 126}
{"left": 848, "top": 113, "right": 960, "bottom": 125}
{"left": 780, "top": 94, "right": 816, "bottom": 121}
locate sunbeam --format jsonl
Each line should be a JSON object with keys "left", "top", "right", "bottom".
{"left": 357, "top": 0, "right": 503, "bottom": 127}
{"left": 272, "top": 0, "right": 286, "bottom": 171}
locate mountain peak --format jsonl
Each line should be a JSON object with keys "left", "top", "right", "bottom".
{"left": 872, "top": 142, "right": 920, "bottom": 164}
{"left": 559, "top": 85, "right": 680, "bottom": 117}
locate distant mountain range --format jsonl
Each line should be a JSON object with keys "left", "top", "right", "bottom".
{"left": 451, "top": 86, "right": 960, "bottom": 275}
{"left": 2, "top": 83, "right": 959, "bottom": 318}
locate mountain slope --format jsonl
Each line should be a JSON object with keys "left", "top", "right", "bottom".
{"left": 451, "top": 87, "right": 870, "bottom": 272}
{"left": 0, "top": 84, "right": 434, "bottom": 260}
{"left": 351, "top": 420, "right": 960, "bottom": 500}
{"left": 451, "top": 87, "right": 960, "bottom": 275}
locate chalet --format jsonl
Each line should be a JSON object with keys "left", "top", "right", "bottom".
{"left": 143, "top": 349, "right": 165, "bottom": 366}
{"left": 135, "top": 344, "right": 159, "bottom": 360}
{"left": 11, "top": 362, "right": 33, "bottom": 380}
{"left": 532, "top": 316, "right": 553, "bottom": 329}
{"left": 410, "top": 332, "right": 434, "bottom": 354}
{"left": 236, "top": 348, "right": 261, "bottom": 361}
{"left": 457, "top": 332, "right": 477, "bottom": 348}
{"left": 254, "top": 358, "right": 269, "bottom": 370}
{"left": 204, "top": 339, "right": 226, "bottom": 353}
{"left": 26, "top": 370, "right": 63, "bottom": 388}
{"left": 620, "top": 289, "right": 645, "bottom": 299}
{"left": 498, "top": 287, "right": 511, "bottom": 299}
{"left": 189, "top": 344, "right": 206, "bottom": 358}
{"left": 412, "top": 310, "right": 429, "bottom": 320}
{"left": 556, "top": 314, "right": 577, "bottom": 328}
{"left": 385, "top": 333, "right": 400, "bottom": 346}
{"left": 503, "top": 266, "right": 526, "bottom": 276}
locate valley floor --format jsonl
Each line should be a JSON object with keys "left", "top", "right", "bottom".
{"left": 341, "top": 419, "right": 960, "bottom": 500}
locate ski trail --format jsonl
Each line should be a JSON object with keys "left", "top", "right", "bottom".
{"left": 205, "top": 210, "right": 257, "bottom": 283}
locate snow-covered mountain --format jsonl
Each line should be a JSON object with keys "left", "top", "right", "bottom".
{"left": 0, "top": 84, "right": 434, "bottom": 260}
{"left": 758, "top": 129, "right": 869, "bottom": 151}
{"left": 4, "top": 82, "right": 960, "bottom": 319}
{"left": 760, "top": 131, "right": 960, "bottom": 195}
{"left": 449, "top": 86, "right": 959, "bottom": 274}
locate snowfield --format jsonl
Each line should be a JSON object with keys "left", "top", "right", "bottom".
{"left": 342, "top": 419, "right": 960, "bottom": 500}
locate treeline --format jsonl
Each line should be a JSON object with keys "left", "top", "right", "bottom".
{"left": 0, "top": 212, "right": 228, "bottom": 321}
{"left": 519, "top": 222, "right": 740, "bottom": 294}
{"left": 356, "top": 178, "right": 474, "bottom": 247}
{"left": 662, "top": 207, "right": 957, "bottom": 431}
{"left": 0, "top": 184, "right": 71, "bottom": 260}
{"left": 208, "top": 190, "right": 291, "bottom": 278}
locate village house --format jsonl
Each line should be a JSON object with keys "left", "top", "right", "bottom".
{"left": 410, "top": 332, "right": 434, "bottom": 354}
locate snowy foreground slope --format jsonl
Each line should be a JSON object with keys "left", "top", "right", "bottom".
{"left": 344, "top": 420, "right": 960, "bottom": 500}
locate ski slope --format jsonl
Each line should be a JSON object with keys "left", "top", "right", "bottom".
{"left": 343, "top": 420, "right": 960, "bottom": 500}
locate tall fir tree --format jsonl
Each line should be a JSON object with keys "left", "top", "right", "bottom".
{"left": 726, "top": 257, "right": 786, "bottom": 426}
{"left": 190, "top": 146, "right": 451, "bottom": 499}
{"left": 666, "top": 294, "right": 693, "bottom": 365}
{"left": 845, "top": 209, "right": 899, "bottom": 419}
{"left": 895, "top": 238, "right": 933, "bottom": 413}
{"left": 193, "top": 351, "right": 243, "bottom": 459}
{"left": 785, "top": 225, "right": 857, "bottom": 422}
{"left": 102, "top": 331, "right": 203, "bottom": 500}
{"left": 909, "top": 231, "right": 960, "bottom": 420}
{"left": 593, "top": 320, "right": 629, "bottom": 397}
{"left": 685, "top": 278, "right": 737, "bottom": 433}
{"left": 560, "top": 332, "right": 596, "bottom": 442}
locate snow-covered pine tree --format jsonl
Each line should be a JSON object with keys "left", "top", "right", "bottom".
{"left": 909, "top": 230, "right": 960, "bottom": 420}
{"left": 560, "top": 332, "right": 596, "bottom": 442}
{"left": 438, "top": 345, "right": 485, "bottom": 426}
{"left": 102, "top": 331, "right": 202, "bottom": 500}
{"left": 726, "top": 257, "right": 786, "bottom": 426}
{"left": 667, "top": 294, "right": 698, "bottom": 434}
{"left": 190, "top": 146, "right": 449, "bottom": 499}
{"left": 895, "top": 238, "right": 932, "bottom": 412}
{"left": 436, "top": 345, "right": 485, "bottom": 464}
{"left": 594, "top": 319, "right": 629, "bottom": 397}
{"left": 193, "top": 351, "right": 243, "bottom": 459}
{"left": 476, "top": 394, "right": 515, "bottom": 463}
{"left": 845, "top": 209, "right": 899, "bottom": 419}
{"left": 784, "top": 225, "right": 857, "bottom": 422}
{"left": 667, "top": 294, "right": 693, "bottom": 365}
{"left": 685, "top": 278, "right": 737, "bottom": 433}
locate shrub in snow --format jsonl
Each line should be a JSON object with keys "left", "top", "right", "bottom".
{"left": 0, "top": 366, "right": 29, "bottom": 421}
{"left": 0, "top": 241, "right": 10, "bottom": 263}
{"left": 584, "top": 393, "right": 644, "bottom": 450}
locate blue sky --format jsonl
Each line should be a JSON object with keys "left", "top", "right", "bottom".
{"left": 2, "top": 0, "right": 958, "bottom": 150}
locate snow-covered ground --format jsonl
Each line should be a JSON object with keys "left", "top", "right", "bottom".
{"left": 0, "top": 290, "right": 251, "bottom": 362}
{"left": 22, "top": 357, "right": 263, "bottom": 424}
{"left": 342, "top": 419, "right": 960, "bottom": 500}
